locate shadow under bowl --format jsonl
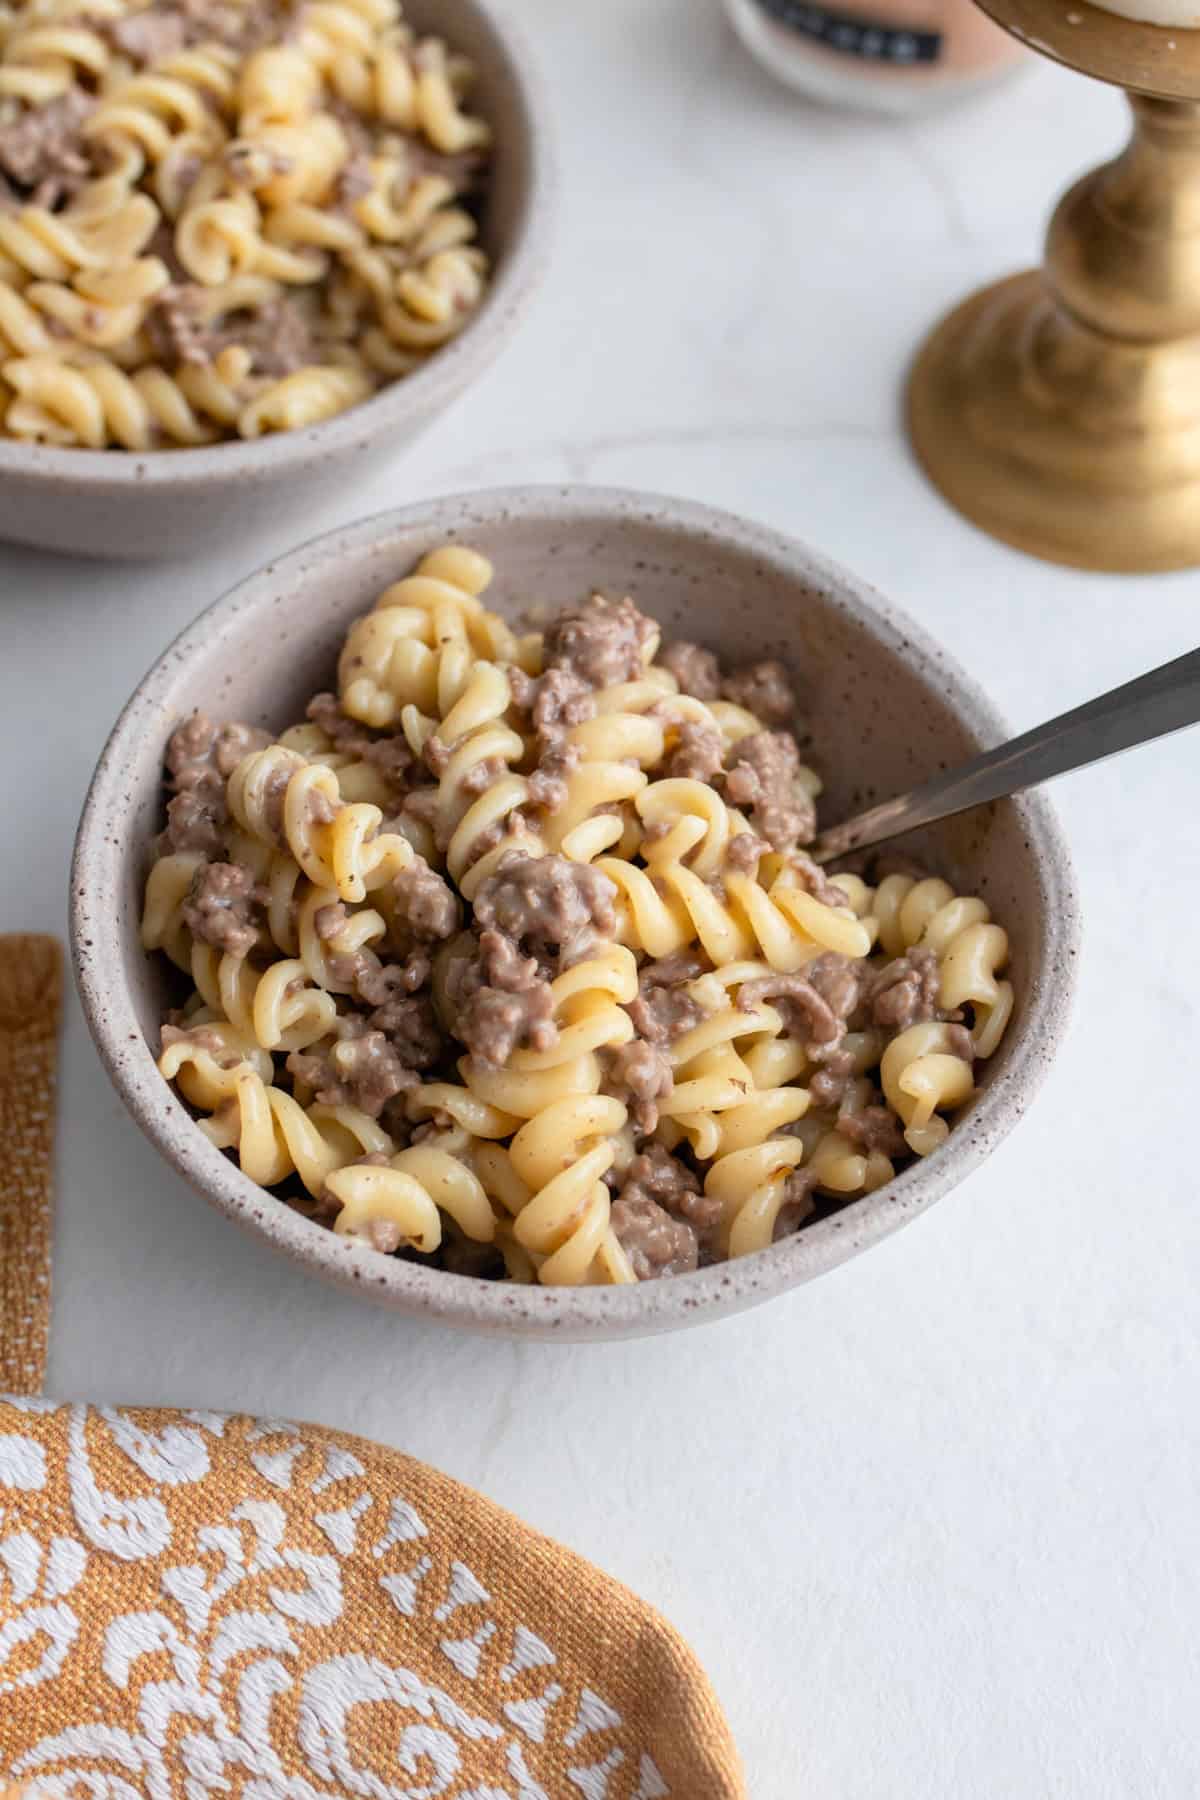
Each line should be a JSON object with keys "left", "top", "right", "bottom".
{"left": 71, "top": 485, "right": 1080, "bottom": 1339}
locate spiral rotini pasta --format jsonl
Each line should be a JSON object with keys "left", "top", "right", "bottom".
{"left": 337, "top": 545, "right": 522, "bottom": 727}
{"left": 474, "top": 1097, "right": 636, "bottom": 1286}
{"left": 0, "top": 0, "right": 493, "bottom": 447}
{"left": 143, "top": 547, "right": 1016, "bottom": 1285}
{"left": 325, "top": 1127, "right": 495, "bottom": 1255}
{"left": 202, "top": 1066, "right": 392, "bottom": 1196}
{"left": 226, "top": 742, "right": 414, "bottom": 901}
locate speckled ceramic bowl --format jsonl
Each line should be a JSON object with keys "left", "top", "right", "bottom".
{"left": 71, "top": 487, "right": 1080, "bottom": 1339}
{"left": 0, "top": 0, "right": 551, "bottom": 562}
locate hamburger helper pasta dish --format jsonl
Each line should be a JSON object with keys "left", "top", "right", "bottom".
{"left": 142, "top": 548, "right": 1016, "bottom": 1285}
{"left": 0, "top": 0, "right": 491, "bottom": 447}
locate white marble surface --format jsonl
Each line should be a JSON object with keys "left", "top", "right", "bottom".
{"left": 3, "top": 4, "right": 1199, "bottom": 1794}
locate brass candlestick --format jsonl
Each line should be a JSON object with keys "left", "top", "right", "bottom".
{"left": 907, "top": 0, "right": 1200, "bottom": 572}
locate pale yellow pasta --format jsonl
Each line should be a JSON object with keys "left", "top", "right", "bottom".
{"left": 705, "top": 1136, "right": 808, "bottom": 1261}
{"left": 188, "top": 942, "right": 336, "bottom": 1054}
{"left": 725, "top": 867, "right": 874, "bottom": 970}
{"left": 0, "top": 279, "right": 53, "bottom": 353}
{"left": 0, "top": 195, "right": 158, "bottom": 280}
{"left": 635, "top": 776, "right": 736, "bottom": 879}
{"left": 337, "top": 547, "right": 514, "bottom": 726}
{"left": 0, "top": 19, "right": 109, "bottom": 101}
{"left": 87, "top": 68, "right": 229, "bottom": 160}
{"left": 408, "top": 1081, "right": 520, "bottom": 1141}
{"left": 0, "top": 0, "right": 493, "bottom": 448}
{"left": 237, "top": 364, "right": 372, "bottom": 436}
{"left": 24, "top": 263, "right": 164, "bottom": 343}
{"left": 3, "top": 355, "right": 218, "bottom": 447}
{"left": 475, "top": 1096, "right": 635, "bottom": 1287}
{"left": 158, "top": 1018, "right": 273, "bottom": 1111}
{"left": 143, "top": 543, "right": 1016, "bottom": 1287}
{"left": 433, "top": 661, "right": 534, "bottom": 899}
{"left": 881, "top": 1021, "right": 976, "bottom": 1157}
{"left": 451, "top": 943, "right": 639, "bottom": 1155}
{"left": 377, "top": 243, "right": 487, "bottom": 351}
{"left": 794, "top": 1119, "right": 893, "bottom": 1199}
{"left": 412, "top": 37, "right": 491, "bottom": 154}
{"left": 292, "top": 882, "right": 385, "bottom": 995}
{"left": 351, "top": 168, "right": 463, "bottom": 246}
{"left": 200, "top": 1068, "right": 391, "bottom": 1196}
{"left": 460, "top": 1051, "right": 604, "bottom": 1124}
{"left": 277, "top": 720, "right": 393, "bottom": 810}
{"left": 226, "top": 744, "right": 413, "bottom": 901}
{"left": 869, "top": 874, "right": 1014, "bottom": 1058}
{"left": 327, "top": 1133, "right": 495, "bottom": 1255}
{"left": 236, "top": 44, "right": 318, "bottom": 129}
{"left": 141, "top": 848, "right": 206, "bottom": 970}
{"left": 668, "top": 965, "right": 811, "bottom": 1165}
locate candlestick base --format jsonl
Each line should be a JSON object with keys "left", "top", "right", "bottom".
{"left": 908, "top": 267, "right": 1200, "bottom": 573}
{"left": 907, "top": 0, "right": 1200, "bottom": 573}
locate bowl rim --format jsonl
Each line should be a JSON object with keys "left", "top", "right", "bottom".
{"left": 71, "top": 484, "right": 1082, "bottom": 1338}
{"left": 0, "top": 0, "right": 553, "bottom": 491}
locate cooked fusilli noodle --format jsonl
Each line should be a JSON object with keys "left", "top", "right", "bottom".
{"left": 142, "top": 546, "right": 1016, "bottom": 1284}
{"left": 0, "top": 0, "right": 492, "bottom": 446}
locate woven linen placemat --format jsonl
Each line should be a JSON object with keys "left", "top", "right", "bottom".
{"left": 0, "top": 936, "right": 745, "bottom": 1798}
{"left": 0, "top": 935, "right": 61, "bottom": 1397}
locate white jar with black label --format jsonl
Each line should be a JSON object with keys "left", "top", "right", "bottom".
{"left": 725, "top": 0, "right": 1026, "bottom": 113}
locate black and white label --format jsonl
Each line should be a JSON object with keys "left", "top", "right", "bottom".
{"left": 749, "top": 0, "right": 942, "bottom": 63}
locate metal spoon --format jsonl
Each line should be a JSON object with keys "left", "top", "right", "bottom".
{"left": 810, "top": 645, "right": 1200, "bottom": 865}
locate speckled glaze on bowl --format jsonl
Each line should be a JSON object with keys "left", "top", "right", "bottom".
{"left": 71, "top": 487, "right": 1080, "bottom": 1339}
{"left": 0, "top": 0, "right": 551, "bottom": 562}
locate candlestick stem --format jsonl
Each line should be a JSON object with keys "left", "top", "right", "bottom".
{"left": 909, "top": 85, "right": 1200, "bottom": 571}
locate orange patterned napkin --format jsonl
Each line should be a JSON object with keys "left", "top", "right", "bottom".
{"left": 0, "top": 937, "right": 745, "bottom": 1798}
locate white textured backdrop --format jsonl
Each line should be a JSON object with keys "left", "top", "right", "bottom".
{"left": 2, "top": 4, "right": 1197, "bottom": 1794}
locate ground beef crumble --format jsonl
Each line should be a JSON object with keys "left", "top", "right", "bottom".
{"left": 609, "top": 1145, "right": 723, "bottom": 1278}
{"left": 610, "top": 1196, "right": 698, "bottom": 1281}
{"left": 867, "top": 945, "right": 944, "bottom": 1032}
{"left": 104, "top": 8, "right": 189, "bottom": 62}
{"left": 721, "top": 659, "right": 797, "bottom": 727}
{"left": 391, "top": 855, "right": 461, "bottom": 945}
{"left": 104, "top": 0, "right": 287, "bottom": 59}
{"left": 361, "top": 986, "right": 442, "bottom": 1070}
{"left": 626, "top": 955, "right": 706, "bottom": 1047}
{"left": 442, "top": 927, "right": 558, "bottom": 1067}
{"left": 664, "top": 718, "right": 725, "bottom": 783}
{"left": 158, "top": 713, "right": 270, "bottom": 856}
{"left": 0, "top": 90, "right": 95, "bottom": 208}
{"left": 472, "top": 852, "right": 616, "bottom": 958}
{"left": 148, "top": 287, "right": 316, "bottom": 379}
{"left": 457, "top": 978, "right": 557, "bottom": 1067}
{"left": 783, "top": 850, "right": 852, "bottom": 911}
{"left": 807, "top": 1047, "right": 858, "bottom": 1108}
{"left": 605, "top": 1039, "right": 673, "bottom": 1136}
{"left": 659, "top": 640, "right": 720, "bottom": 702}
{"left": 835, "top": 1088, "right": 907, "bottom": 1159}
{"left": 182, "top": 861, "right": 262, "bottom": 958}
{"left": 738, "top": 954, "right": 861, "bottom": 1056}
{"left": 723, "top": 730, "right": 816, "bottom": 853}
{"left": 287, "top": 1025, "right": 418, "bottom": 1119}
{"left": 541, "top": 593, "right": 657, "bottom": 690}
{"left": 777, "top": 1166, "right": 819, "bottom": 1237}
{"left": 506, "top": 665, "right": 593, "bottom": 825}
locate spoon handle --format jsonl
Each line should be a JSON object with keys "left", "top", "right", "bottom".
{"left": 810, "top": 644, "right": 1200, "bottom": 864}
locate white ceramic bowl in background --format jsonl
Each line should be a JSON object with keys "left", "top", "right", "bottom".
{"left": 71, "top": 487, "right": 1080, "bottom": 1339}
{"left": 0, "top": 0, "right": 552, "bottom": 561}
